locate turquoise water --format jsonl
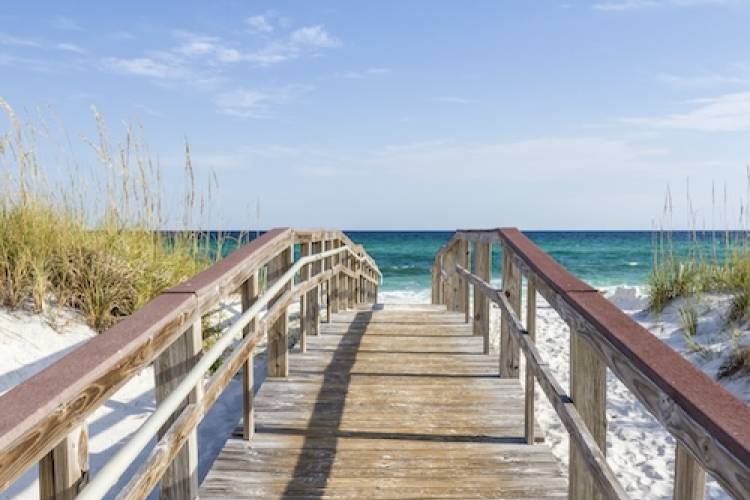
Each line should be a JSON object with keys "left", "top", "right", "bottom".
{"left": 344, "top": 231, "right": 737, "bottom": 295}
{"left": 213, "top": 230, "right": 732, "bottom": 297}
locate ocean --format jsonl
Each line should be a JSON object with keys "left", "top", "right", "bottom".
{"left": 213, "top": 230, "right": 730, "bottom": 303}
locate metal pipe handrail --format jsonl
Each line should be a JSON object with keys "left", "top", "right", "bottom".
{"left": 78, "top": 245, "right": 359, "bottom": 499}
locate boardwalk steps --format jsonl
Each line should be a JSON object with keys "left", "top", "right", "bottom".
{"left": 200, "top": 304, "right": 566, "bottom": 499}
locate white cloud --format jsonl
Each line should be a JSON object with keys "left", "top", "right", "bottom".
{"left": 625, "top": 91, "right": 750, "bottom": 131}
{"left": 213, "top": 86, "right": 309, "bottom": 118}
{"left": 0, "top": 33, "right": 41, "bottom": 48}
{"left": 289, "top": 25, "right": 340, "bottom": 48}
{"left": 337, "top": 67, "right": 391, "bottom": 79}
{"left": 102, "top": 56, "right": 189, "bottom": 80}
{"left": 656, "top": 62, "right": 750, "bottom": 88}
{"left": 594, "top": 0, "right": 730, "bottom": 10}
{"left": 56, "top": 43, "right": 86, "bottom": 54}
{"left": 246, "top": 15, "right": 274, "bottom": 34}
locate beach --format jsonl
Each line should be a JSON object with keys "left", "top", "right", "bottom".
{"left": 1, "top": 231, "right": 748, "bottom": 499}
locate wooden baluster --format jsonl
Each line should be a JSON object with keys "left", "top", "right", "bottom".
{"left": 431, "top": 262, "right": 440, "bottom": 304}
{"left": 39, "top": 424, "right": 89, "bottom": 500}
{"left": 569, "top": 324, "right": 606, "bottom": 500}
{"left": 324, "top": 240, "right": 333, "bottom": 322}
{"left": 473, "top": 241, "right": 491, "bottom": 354}
{"left": 332, "top": 241, "right": 341, "bottom": 313}
{"left": 462, "top": 240, "right": 470, "bottom": 323}
{"left": 500, "top": 245, "right": 521, "bottom": 377}
{"left": 443, "top": 242, "right": 460, "bottom": 311}
{"left": 308, "top": 240, "right": 322, "bottom": 335}
{"left": 299, "top": 241, "right": 311, "bottom": 353}
{"left": 153, "top": 320, "right": 202, "bottom": 499}
{"left": 674, "top": 444, "right": 706, "bottom": 500}
{"left": 524, "top": 276, "right": 536, "bottom": 444}
{"left": 241, "top": 272, "right": 258, "bottom": 440}
{"left": 267, "top": 245, "right": 293, "bottom": 378}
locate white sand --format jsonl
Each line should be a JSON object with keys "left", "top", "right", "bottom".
{"left": 1, "top": 289, "right": 748, "bottom": 498}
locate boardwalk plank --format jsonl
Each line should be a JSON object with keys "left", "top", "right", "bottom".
{"left": 200, "top": 304, "right": 566, "bottom": 499}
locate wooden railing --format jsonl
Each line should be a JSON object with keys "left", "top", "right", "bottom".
{"left": 432, "top": 228, "right": 750, "bottom": 500}
{"left": 0, "top": 228, "right": 380, "bottom": 499}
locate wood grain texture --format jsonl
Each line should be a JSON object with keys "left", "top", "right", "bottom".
{"left": 241, "top": 273, "right": 259, "bottom": 441}
{"left": 153, "top": 320, "right": 202, "bottom": 499}
{"left": 569, "top": 324, "right": 607, "bottom": 500}
{"left": 472, "top": 241, "right": 491, "bottom": 355}
{"left": 501, "top": 244, "right": 522, "bottom": 378}
{"left": 200, "top": 304, "right": 566, "bottom": 499}
{"left": 39, "top": 424, "right": 88, "bottom": 500}
{"left": 455, "top": 265, "right": 628, "bottom": 499}
{"left": 525, "top": 277, "right": 537, "bottom": 445}
{"left": 267, "top": 246, "right": 293, "bottom": 378}
{"left": 674, "top": 443, "right": 706, "bottom": 500}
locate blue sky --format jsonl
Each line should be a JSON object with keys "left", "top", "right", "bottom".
{"left": 1, "top": 0, "right": 750, "bottom": 229}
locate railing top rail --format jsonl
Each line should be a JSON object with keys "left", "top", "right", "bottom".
{"left": 449, "top": 227, "right": 750, "bottom": 472}
{"left": 0, "top": 226, "right": 379, "bottom": 491}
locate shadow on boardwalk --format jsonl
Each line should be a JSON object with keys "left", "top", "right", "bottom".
{"left": 282, "top": 310, "right": 372, "bottom": 498}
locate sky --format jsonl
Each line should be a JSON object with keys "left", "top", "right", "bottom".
{"left": 1, "top": 0, "right": 750, "bottom": 230}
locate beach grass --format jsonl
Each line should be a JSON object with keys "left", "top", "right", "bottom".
{"left": 0, "top": 98, "right": 217, "bottom": 331}
{"left": 648, "top": 178, "right": 750, "bottom": 317}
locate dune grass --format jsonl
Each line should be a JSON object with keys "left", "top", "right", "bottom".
{"left": 0, "top": 98, "right": 217, "bottom": 331}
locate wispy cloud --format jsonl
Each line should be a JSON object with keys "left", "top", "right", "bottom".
{"left": 594, "top": 0, "right": 731, "bottom": 10}
{"left": 102, "top": 56, "right": 190, "bottom": 80}
{"left": 246, "top": 14, "right": 274, "bottom": 34}
{"left": 656, "top": 62, "right": 750, "bottom": 88}
{"left": 56, "top": 42, "right": 86, "bottom": 54}
{"left": 336, "top": 67, "right": 390, "bottom": 79}
{"left": 214, "top": 85, "right": 310, "bottom": 118}
{"left": 103, "top": 21, "right": 342, "bottom": 86}
{"left": 0, "top": 33, "right": 42, "bottom": 48}
{"left": 625, "top": 91, "right": 750, "bottom": 131}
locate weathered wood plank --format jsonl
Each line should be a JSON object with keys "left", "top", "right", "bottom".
{"left": 501, "top": 244, "right": 522, "bottom": 378}
{"left": 39, "top": 425, "right": 88, "bottom": 500}
{"left": 153, "top": 320, "right": 202, "bottom": 499}
{"left": 200, "top": 303, "right": 566, "bottom": 499}
{"left": 241, "top": 273, "right": 258, "bottom": 440}
{"left": 674, "top": 443, "right": 706, "bottom": 500}
{"left": 267, "top": 246, "right": 293, "bottom": 378}
{"left": 524, "top": 276, "right": 536, "bottom": 445}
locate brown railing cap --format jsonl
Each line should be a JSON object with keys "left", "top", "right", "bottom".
{"left": 0, "top": 292, "right": 195, "bottom": 449}
{"left": 167, "top": 227, "right": 292, "bottom": 295}
{"left": 497, "top": 228, "right": 596, "bottom": 294}
{"left": 568, "top": 291, "right": 750, "bottom": 464}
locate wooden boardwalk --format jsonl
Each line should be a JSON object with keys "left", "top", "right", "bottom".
{"left": 200, "top": 304, "right": 567, "bottom": 499}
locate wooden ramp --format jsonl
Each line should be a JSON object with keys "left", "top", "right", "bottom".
{"left": 200, "top": 304, "right": 567, "bottom": 499}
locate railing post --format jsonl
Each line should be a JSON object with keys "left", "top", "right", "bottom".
{"left": 524, "top": 276, "right": 536, "bottom": 444}
{"left": 473, "top": 241, "right": 491, "bottom": 354}
{"left": 299, "top": 241, "right": 311, "bottom": 353}
{"left": 267, "top": 245, "right": 293, "bottom": 378}
{"left": 674, "top": 444, "right": 706, "bottom": 500}
{"left": 153, "top": 320, "right": 202, "bottom": 499}
{"left": 500, "top": 245, "right": 521, "bottom": 378}
{"left": 432, "top": 261, "right": 440, "bottom": 305}
{"left": 39, "top": 424, "right": 89, "bottom": 500}
{"left": 241, "top": 272, "right": 258, "bottom": 440}
{"left": 444, "top": 242, "right": 461, "bottom": 311}
{"left": 307, "top": 240, "right": 322, "bottom": 335}
{"left": 331, "top": 241, "right": 340, "bottom": 314}
{"left": 324, "top": 240, "right": 333, "bottom": 322}
{"left": 462, "top": 240, "right": 470, "bottom": 323}
{"left": 569, "top": 324, "right": 607, "bottom": 500}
